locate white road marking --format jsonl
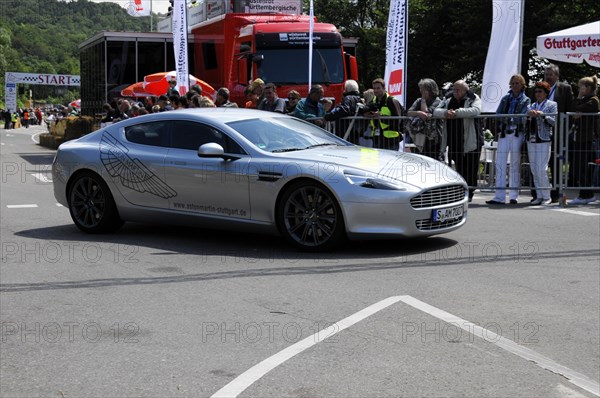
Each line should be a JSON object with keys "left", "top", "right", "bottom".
{"left": 554, "top": 383, "right": 589, "bottom": 398}
{"left": 398, "top": 295, "right": 600, "bottom": 397}
{"left": 525, "top": 206, "right": 599, "bottom": 217}
{"left": 212, "top": 295, "right": 600, "bottom": 397}
{"left": 31, "top": 132, "right": 41, "bottom": 144}
{"left": 549, "top": 208, "right": 599, "bottom": 217}
{"left": 56, "top": 203, "right": 64, "bottom": 207}
{"left": 211, "top": 296, "right": 404, "bottom": 398}
{"left": 31, "top": 173, "right": 52, "bottom": 183}
{"left": 6, "top": 204, "right": 38, "bottom": 209}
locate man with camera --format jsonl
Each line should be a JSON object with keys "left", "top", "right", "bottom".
{"left": 363, "top": 78, "right": 405, "bottom": 150}
{"left": 323, "top": 80, "right": 363, "bottom": 141}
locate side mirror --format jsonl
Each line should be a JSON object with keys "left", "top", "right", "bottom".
{"left": 252, "top": 54, "right": 264, "bottom": 64}
{"left": 198, "top": 143, "right": 240, "bottom": 161}
{"left": 345, "top": 53, "right": 358, "bottom": 81}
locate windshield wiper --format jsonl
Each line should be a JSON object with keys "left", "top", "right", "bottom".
{"left": 271, "top": 147, "right": 303, "bottom": 153}
{"left": 304, "top": 143, "right": 340, "bottom": 149}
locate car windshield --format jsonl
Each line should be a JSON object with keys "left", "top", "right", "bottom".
{"left": 226, "top": 117, "right": 350, "bottom": 152}
{"left": 256, "top": 48, "right": 344, "bottom": 85}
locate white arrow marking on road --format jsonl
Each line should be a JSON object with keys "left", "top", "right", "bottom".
{"left": 212, "top": 296, "right": 600, "bottom": 397}
{"left": 6, "top": 204, "right": 38, "bottom": 208}
{"left": 211, "top": 296, "right": 404, "bottom": 398}
{"left": 398, "top": 296, "right": 600, "bottom": 397}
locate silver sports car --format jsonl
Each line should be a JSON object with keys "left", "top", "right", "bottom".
{"left": 53, "top": 108, "right": 468, "bottom": 250}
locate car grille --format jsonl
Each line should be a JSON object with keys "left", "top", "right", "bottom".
{"left": 410, "top": 185, "right": 466, "bottom": 208}
{"left": 416, "top": 217, "right": 464, "bottom": 230}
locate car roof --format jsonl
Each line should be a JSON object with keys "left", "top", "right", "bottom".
{"left": 168, "top": 108, "right": 289, "bottom": 124}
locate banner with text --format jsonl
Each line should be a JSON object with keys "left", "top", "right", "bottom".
{"left": 247, "top": 0, "right": 302, "bottom": 14}
{"left": 384, "top": 0, "right": 408, "bottom": 106}
{"left": 4, "top": 72, "right": 80, "bottom": 112}
{"left": 172, "top": 0, "right": 190, "bottom": 95}
{"left": 481, "top": 0, "right": 523, "bottom": 113}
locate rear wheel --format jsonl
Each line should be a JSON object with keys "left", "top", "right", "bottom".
{"left": 277, "top": 181, "right": 345, "bottom": 251}
{"left": 68, "top": 171, "right": 123, "bottom": 233}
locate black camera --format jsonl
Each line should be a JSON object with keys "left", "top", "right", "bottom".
{"left": 357, "top": 102, "right": 378, "bottom": 115}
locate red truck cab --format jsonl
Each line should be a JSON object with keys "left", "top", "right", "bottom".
{"left": 191, "top": 13, "right": 358, "bottom": 106}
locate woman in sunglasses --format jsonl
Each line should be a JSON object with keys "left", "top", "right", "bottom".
{"left": 527, "top": 81, "right": 557, "bottom": 206}
{"left": 285, "top": 90, "right": 301, "bottom": 115}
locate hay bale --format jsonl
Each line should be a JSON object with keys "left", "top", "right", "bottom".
{"left": 50, "top": 116, "right": 98, "bottom": 142}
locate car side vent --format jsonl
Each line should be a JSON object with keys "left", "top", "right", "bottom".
{"left": 258, "top": 171, "right": 282, "bottom": 182}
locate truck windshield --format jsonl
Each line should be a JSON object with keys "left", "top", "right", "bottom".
{"left": 256, "top": 48, "right": 344, "bottom": 85}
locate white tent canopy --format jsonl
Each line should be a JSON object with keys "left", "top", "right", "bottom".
{"left": 536, "top": 21, "right": 600, "bottom": 67}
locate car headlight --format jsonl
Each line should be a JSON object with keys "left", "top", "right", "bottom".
{"left": 344, "top": 173, "right": 409, "bottom": 191}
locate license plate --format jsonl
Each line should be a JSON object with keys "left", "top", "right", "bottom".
{"left": 433, "top": 205, "right": 464, "bottom": 222}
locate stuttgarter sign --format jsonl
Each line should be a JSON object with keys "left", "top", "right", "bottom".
{"left": 544, "top": 36, "right": 599, "bottom": 52}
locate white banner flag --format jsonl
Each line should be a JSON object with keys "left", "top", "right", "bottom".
{"left": 127, "top": 0, "right": 151, "bottom": 17}
{"left": 384, "top": 0, "right": 408, "bottom": 107}
{"left": 481, "top": 1, "right": 524, "bottom": 113}
{"left": 172, "top": 0, "right": 190, "bottom": 95}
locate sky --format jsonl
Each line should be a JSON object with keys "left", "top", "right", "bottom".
{"left": 88, "top": 0, "right": 170, "bottom": 15}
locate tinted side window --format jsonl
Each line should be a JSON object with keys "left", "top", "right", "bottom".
{"left": 171, "top": 121, "right": 245, "bottom": 154}
{"left": 125, "top": 121, "right": 171, "bottom": 147}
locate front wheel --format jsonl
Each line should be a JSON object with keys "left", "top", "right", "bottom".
{"left": 277, "top": 181, "right": 345, "bottom": 251}
{"left": 68, "top": 171, "right": 123, "bottom": 233}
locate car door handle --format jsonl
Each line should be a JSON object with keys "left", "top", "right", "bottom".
{"left": 172, "top": 161, "right": 187, "bottom": 165}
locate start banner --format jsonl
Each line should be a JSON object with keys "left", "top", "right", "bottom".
{"left": 4, "top": 72, "right": 81, "bottom": 112}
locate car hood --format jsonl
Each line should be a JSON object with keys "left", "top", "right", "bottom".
{"left": 281, "top": 146, "right": 465, "bottom": 188}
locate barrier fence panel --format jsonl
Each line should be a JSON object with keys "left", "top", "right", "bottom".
{"left": 308, "top": 112, "right": 600, "bottom": 202}
{"left": 561, "top": 112, "right": 600, "bottom": 199}
{"left": 475, "top": 113, "right": 559, "bottom": 198}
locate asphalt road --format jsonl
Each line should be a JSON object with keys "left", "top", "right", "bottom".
{"left": 1, "top": 124, "right": 599, "bottom": 397}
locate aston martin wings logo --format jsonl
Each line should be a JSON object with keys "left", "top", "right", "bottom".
{"left": 100, "top": 132, "right": 177, "bottom": 199}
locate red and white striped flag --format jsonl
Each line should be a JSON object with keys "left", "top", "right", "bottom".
{"left": 127, "top": 0, "right": 151, "bottom": 17}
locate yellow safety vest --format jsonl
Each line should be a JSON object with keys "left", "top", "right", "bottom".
{"left": 370, "top": 93, "right": 400, "bottom": 138}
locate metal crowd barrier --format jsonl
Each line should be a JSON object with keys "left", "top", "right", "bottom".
{"left": 474, "top": 113, "right": 559, "bottom": 195}
{"left": 560, "top": 112, "right": 600, "bottom": 197}
{"left": 306, "top": 112, "right": 600, "bottom": 203}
